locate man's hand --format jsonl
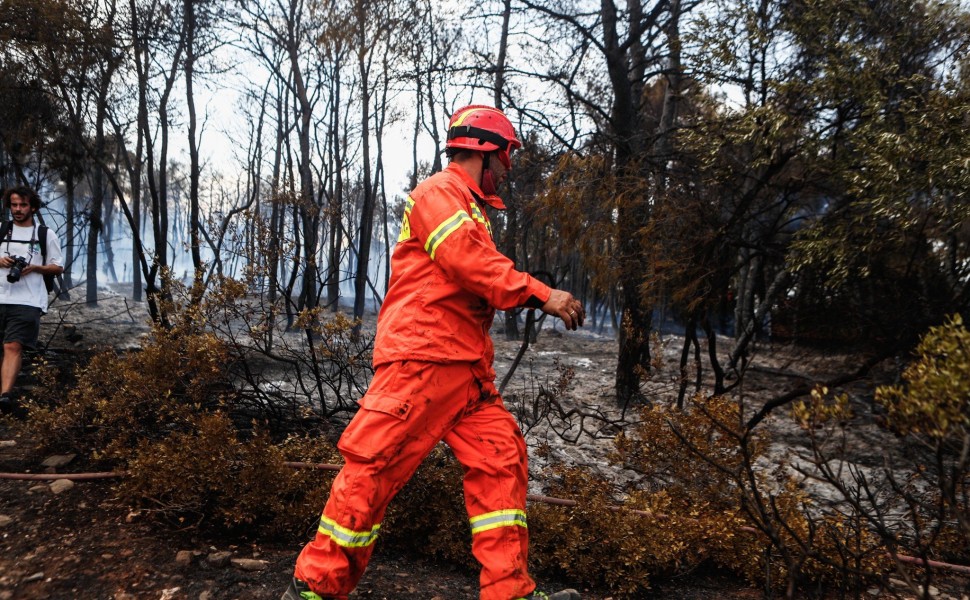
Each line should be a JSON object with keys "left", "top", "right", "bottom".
{"left": 0, "top": 256, "right": 13, "bottom": 269}
{"left": 16, "top": 264, "right": 62, "bottom": 277}
{"left": 541, "top": 289, "right": 586, "bottom": 331}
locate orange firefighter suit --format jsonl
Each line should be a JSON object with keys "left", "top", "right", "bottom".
{"left": 294, "top": 162, "right": 552, "bottom": 600}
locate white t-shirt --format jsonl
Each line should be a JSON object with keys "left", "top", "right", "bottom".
{"left": 0, "top": 222, "right": 64, "bottom": 312}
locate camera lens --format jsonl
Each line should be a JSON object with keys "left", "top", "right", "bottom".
{"left": 6, "top": 256, "right": 26, "bottom": 283}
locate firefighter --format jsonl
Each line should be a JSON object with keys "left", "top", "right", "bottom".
{"left": 282, "top": 105, "right": 585, "bottom": 600}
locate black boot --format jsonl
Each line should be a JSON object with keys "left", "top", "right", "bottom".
{"left": 0, "top": 394, "right": 19, "bottom": 418}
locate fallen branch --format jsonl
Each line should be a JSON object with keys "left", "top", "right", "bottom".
{"left": 745, "top": 351, "right": 891, "bottom": 431}
{"left": 0, "top": 471, "right": 124, "bottom": 480}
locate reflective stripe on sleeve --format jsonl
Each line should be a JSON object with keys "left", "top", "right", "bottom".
{"left": 318, "top": 515, "right": 381, "bottom": 548}
{"left": 469, "top": 509, "right": 528, "bottom": 535}
{"left": 425, "top": 209, "right": 472, "bottom": 260}
{"left": 397, "top": 196, "right": 416, "bottom": 242}
{"left": 469, "top": 201, "right": 492, "bottom": 236}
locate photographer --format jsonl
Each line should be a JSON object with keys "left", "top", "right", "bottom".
{"left": 0, "top": 186, "right": 63, "bottom": 415}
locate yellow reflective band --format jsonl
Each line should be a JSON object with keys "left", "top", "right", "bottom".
{"left": 397, "top": 196, "right": 416, "bottom": 242}
{"left": 318, "top": 515, "right": 381, "bottom": 548}
{"left": 425, "top": 210, "right": 472, "bottom": 260}
{"left": 469, "top": 202, "right": 492, "bottom": 236}
{"left": 452, "top": 106, "right": 505, "bottom": 128}
{"left": 469, "top": 509, "right": 528, "bottom": 535}
{"left": 397, "top": 216, "right": 411, "bottom": 242}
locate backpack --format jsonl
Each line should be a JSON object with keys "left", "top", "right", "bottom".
{"left": 0, "top": 220, "right": 56, "bottom": 294}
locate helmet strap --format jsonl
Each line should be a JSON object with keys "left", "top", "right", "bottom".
{"left": 481, "top": 152, "right": 497, "bottom": 195}
{"left": 447, "top": 125, "right": 511, "bottom": 152}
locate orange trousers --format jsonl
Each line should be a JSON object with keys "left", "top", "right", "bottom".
{"left": 294, "top": 360, "right": 536, "bottom": 600}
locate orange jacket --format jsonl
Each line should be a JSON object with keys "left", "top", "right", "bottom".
{"left": 373, "top": 162, "right": 551, "bottom": 367}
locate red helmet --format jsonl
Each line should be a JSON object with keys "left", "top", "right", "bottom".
{"left": 446, "top": 105, "right": 522, "bottom": 169}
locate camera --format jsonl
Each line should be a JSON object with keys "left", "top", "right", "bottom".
{"left": 6, "top": 256, "right": 28, "bottom": 283}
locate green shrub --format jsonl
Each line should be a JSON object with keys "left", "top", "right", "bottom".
{"left": 877, "top": 314, "right": 970, "bottom": 439}
{"left": 873, "top": 314, "right": 970, "bottom": 563}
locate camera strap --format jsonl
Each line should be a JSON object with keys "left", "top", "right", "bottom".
{"left": 1, "top": 220, "right": 38, "bottom": 262}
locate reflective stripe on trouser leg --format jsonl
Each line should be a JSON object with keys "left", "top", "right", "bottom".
{"left": 294, "top": 361, "right": 486, "bottom": 597}
{"left": 443, "top": 372, "right": 535, "bottom": 600}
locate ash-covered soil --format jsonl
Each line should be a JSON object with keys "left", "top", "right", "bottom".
{"left": 1, "top": 285, "right": 967, "bottom": 599}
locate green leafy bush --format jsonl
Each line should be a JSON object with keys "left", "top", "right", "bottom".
{"left": 873, "top": 314, "right": 970, "bottom": 563}
{"left": 877, "top": 314, "right": 970, "bottom": 439}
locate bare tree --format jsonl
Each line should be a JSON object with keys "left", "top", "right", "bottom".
{"left": 496, "top": 0, "right": 699, "bottom": 405}
{"left": 351, "top": 0, "right": 402, "bottom": 331}
{"left": 238, "top": 0, "right": 341, "bottom": 319}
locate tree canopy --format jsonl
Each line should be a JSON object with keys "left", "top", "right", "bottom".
{"left": 0, "top": 0, "right": 967, "bottom": 404}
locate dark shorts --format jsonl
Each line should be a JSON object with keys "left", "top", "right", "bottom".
{"left": 0, "top": 304, "right": 42, "bottom": 349}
